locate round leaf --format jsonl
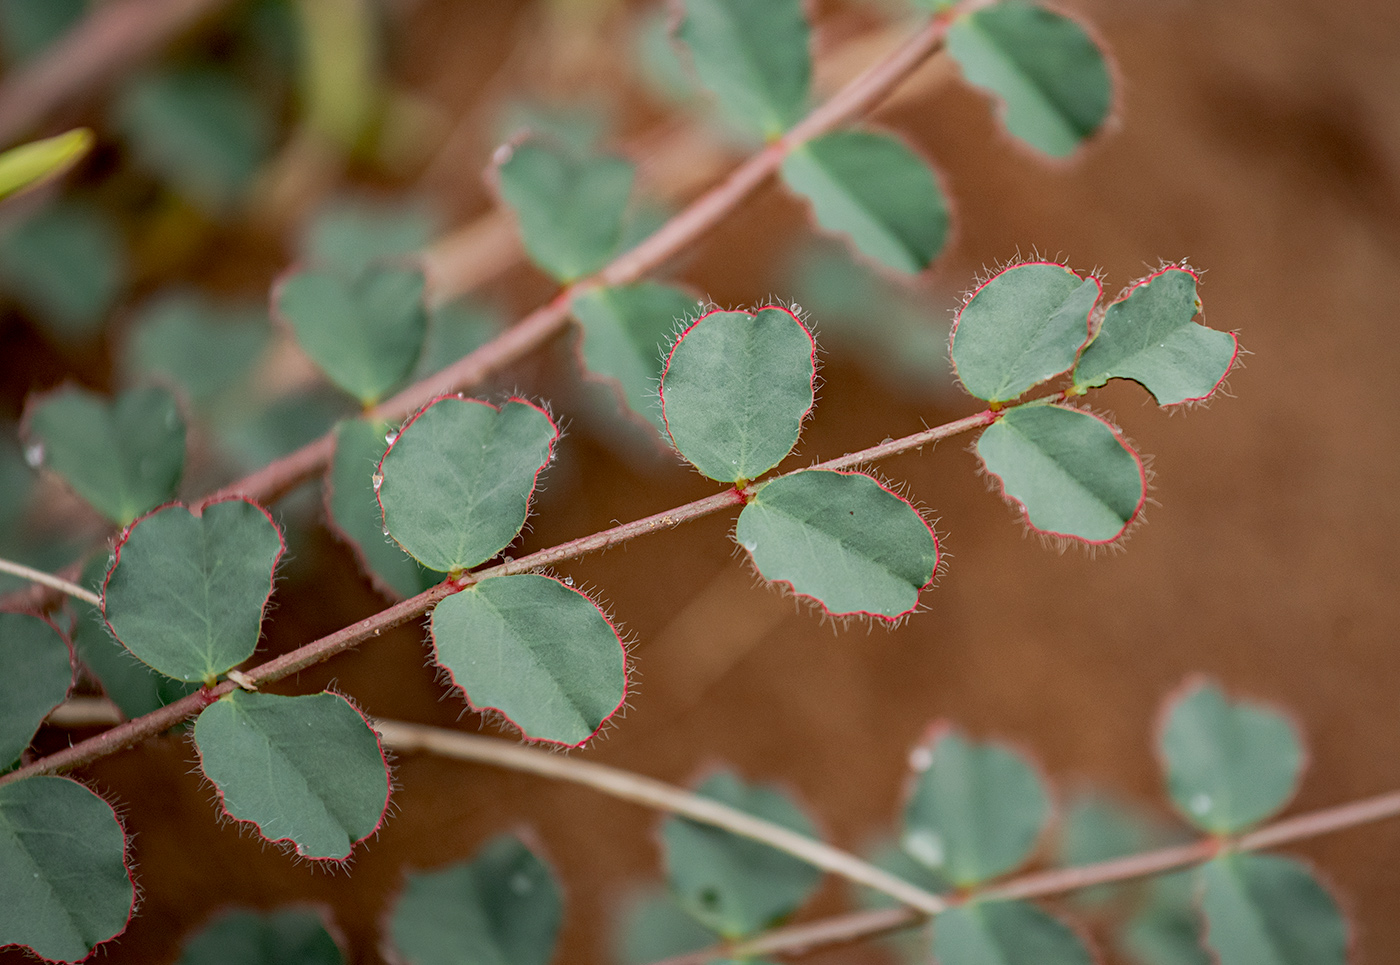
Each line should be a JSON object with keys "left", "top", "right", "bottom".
{"left": 950, "top": 262, "right": 1100, "bottom": 403}
{"left": 933, "top": 900, "right": 1094, "bottom": 965}
{"left": 413, "top": 298, "right": 503, "bottom": 380}
{"left": 389, "top": 834, "right": 563, "bottom": 965}
{"left": 947, "top": 0, "right": 1112, "bottom": 158}
{"left": 378, "top": 397, "right": 558, "bottom": 573}
{"left": 177, "top": 908, "right": 343, "bottom": 965}
{"left": 976, "top": 404, "right": 1144, "bottom": 543}
{"left": 736, "top": 469, "right": 938, "bottom": 619}
{"left": 430, "top": 573, "right": 627, "bottom": 746}
{"left": 0, "top": 198, "right": 126, "bottom": 340}
{"left": 193, "top": 690, "right": 391, "bottom": 860}
{"left": 661, "top": 771, "right": 823, "bottom": 938}
{"left": 660, "top": 306, "right": 815, "bottom": 482}
{"left": 0, "top": 776, "right": 134, "bottom": 963}
{"left": 1198, "top": 853, "right": 1346, "bottom": 965}
{"left": 902, "top": 728, "right": 1049, "bottom": 886}
{"left": 1074, "top": 267, "right": 1239, "bottom": 405}
{"left": 274, "top": 266, "right": 428, "bottom": 406}
{"left": 300, "top": 195, "right": 435, "bottom": 280}
{"left": 0, "top": 613, "right": 70, "bottom": 768}
{"left": 23, "top": 385, "right": 185, "bottom": 525}
{"left": 780, "top": 129, "right": 949, "bottom": 275}
{"left": 121, "top": 290, "right": 270, "bottom": 406}
{"left": 1158, "top": 679, "right": 1303, "bottom": 833}
{"left": 103, "top": 498, "right": 284, "bottom": 682}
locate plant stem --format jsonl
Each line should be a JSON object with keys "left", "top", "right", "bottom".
{"left": 374, "top": 720, "right": 946, "bottom": 913}
{"left": 0, "top": 557, "right": 99, "bottom": 605}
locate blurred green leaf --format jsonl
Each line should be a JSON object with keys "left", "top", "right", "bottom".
{"left": 121, "top": 290, "right": 270, "bottom": 406}
{"left": 0, "top": 128, "right": 92, "bottom": 201}
{"left": 1198, "top": 853, "right": 1345, "bottom": 965}
{"left": 0, "top": 0, "right": 85, "bottom": 63}
{"left": 294, "top": 0, "right": 380, "bottom": 149}
{"left": 614, "top": 888, "right": 717, "bottom": 965}
{"left": 496, "top": 98, "right": 611, "bottom": 155}
{"left": 933, "top": 900, "right": 1094, "bottom": 965}
{"left": 412, "top": 297, "right": 502, "bottom": 379}
{"left": 0, "top": 612, "right": 70, "bottom": 768}
{"left": 0, "top": 197, "right": 125, "bottom": 340}
{"left": 1055, "top": 791, "right": 1157, "bottom": 908}
{"left": 177, "top": 908, "right": 343, "bottom": 965}
{"left": 300, "top": 195, "right": 435, "bottom": 279}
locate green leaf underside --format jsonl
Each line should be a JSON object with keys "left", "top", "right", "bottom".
{"left": 430, "top": 574, "right": 625, "bottom": 746}
{"left": 0, "top": 198, "right": 125, "bottom": 340}
{"left": 389, "top": 835, "right": 562, "bottom": 965}
{"left": 275, "top": 266, "right": 427, "bottom": 405}
{"left": 379, "top": 397, "right": 557, "bottom": 572}
{"left": 1159, "top": 680, "right": 1303, "bottom": 834}
{"left": 737, "top": 470, "right": 936, "bottom": 618}
{"left": 571, "top": 282, "right": 697, "bottom": 433}
{"left": 1074, "top": 268, "right": 1237, "bottom": 405}
{"left": 933, "top": 900, "right": 1094, "bottom": 965}
{"left": 676, "top": 0, "right": 810, "bottom": 138}
{"left": 193, "top": 690, "right": 390, "bottom": 860}
{"left": 662, "top": 771, "right": 823, "bottom": 938}
{"left": 951, "top": 263, "right": 1099, "bottom": 403}
{"left": 0, "top": 128, "right": 92, "bottom": 201}
{"left": 902, "top": 730, "right": 1049, "bottom": 886}
{"left": 0, "top": 613, "right": 69, "bottom": 767}
{"left": 780, "top": 130, "right": 948, "bottom": 274}
{"left": 25, "top": 385, "right": 185, "bottom": 525}
{"left": 616, "top": 890, "right": 717, "bottom": 965}
{"left": 947, "top": 0, "right": 1112, "bottom": 158}
{"left": 329, "top": 419, "right": 439, "bottom": 599}
{"left": 301, "top": 196, "right": 435, "bottom": 280}
{"left": 976, "top": 405, "right": 1143, "bottom": 543}
{"left": 177, "top": 909, "right": 343, "bottom": 965}
{"left": 661, "top": 307, "right": 814, "bottom": 482}
{"left": 497, "top": 139, "right": 634, "bottom": 282}
{"left": 414, "top": 298, "right": 502, "bottom": 380}
{"left": 121, "top": 291, "right": 269, "bottom": 405}
{"left": 1199, "top": 853, "right": 1346, "bottom": 965}
{"left": 0, "top": 775, "right": 133, "bottom": 963}
{"left": 103, "top": 499, "right": 283, "bottom": 682}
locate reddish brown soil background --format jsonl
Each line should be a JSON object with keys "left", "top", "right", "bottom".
{"left": 5, "top": 0, "right": 1400, "bottom": 961}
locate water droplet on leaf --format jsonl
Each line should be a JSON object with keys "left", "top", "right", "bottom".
{"left": 1190, "top": 792, "right": 1213, "bottom": 815}
{"left": 371, "top": 473, "right": 383, "bottom": 491}
{"left": 908, "top": 746, "right": 934, "bottom": 772}
{"left": 563, "top": 576, "right": 574, "bottom": 586}
{"left": 23, "top": 442, "right": 43, "bottom": 467}
{"left": 903, "top": 829, "right": 945, "bottom": 868}
{"left": 384, "top": 430, "right": 399, "bottom": 445}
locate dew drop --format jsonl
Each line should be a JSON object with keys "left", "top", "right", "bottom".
{"left": 384, "top": 430, "right": 399, "bottom": 445}
{"left": 382, "top": 524, "right": 390, "bottom": 537}
{"left": 903, "top": 829, "right": 945, "bottom": 868}
{"left": 908, "top": 746, "right": 934, "bottom": 772}
{"left": 371, "top": 473, "right": 384, "bottom": 491}
{"left": 564, "top": 576, "right": 574, "bottom": 586}
{"left": 741, "top": 540, "right": 757, "bottom": 552}
{"left": 23, "top": 442, "right": 43, "bottom": 468}
{"left": 1189, "top": 792, "right": 1213, "bottom": 815}
{"left": 791, "top": 303, "right": 803, "bottom": 313}
{"left": 493, "top": 143, "right": 514, "bottom": 165}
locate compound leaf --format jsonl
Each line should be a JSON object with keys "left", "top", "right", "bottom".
{"left": 103, "top": 498, "right": 284, "bottom": 682}
{"left": 430, "top": 574, "right": 626, "bottom": 747}
{"left": 736, "top": 469, "right": 937, "bottom": 619}
{"left": 781, "top": 130, "right": 949, "bottom": 274}
{"left": 950, "top": 262, "right": 1099, "bottom": 403}
{"left": 300, "top": 195, "right": 435, "bottom": 279}
{"left": 660, "top": 306, "right": 815, "bottom": 482}
{"left": 947, "top": 0, "right": 1112, "bottom": 158}
{"left": 0, "top": 612, "right": 70, "bottom": 768}
{"left": 389, "top": 834, "right": 562, "bottom": 965}
{"left": 661, "top": 771, "right": 823, "bottom": 938}
{"left": 193, "top": 690, "right": 390, "bottom": 860}
{"left": 0, "top": 775, "right": 134, "bottom": 963}
{"left": 1074, "top": 267, "right": 1238, "bottom": 405}
{"left": 23, "top": 385, "right": 185, "bottom": 525}
{"left": 976, "top": 404, "right": 1144, "bottom": 543}
{"left": 1158, "top": 679, "right": 1303, "bottom": 834}
{"left": 0, "top": 128, "right": 92, "bottom": 201}
{"left": 933, "top": 900, "right": 1094, "bottom": 965}
{"left": 0, "top": 197, "right": 125, "bottom": 340}
{"left": 378, "top": 397, "right": 558, "bottom": 573}
{"left": 177, "top": 908, "right": 343, "bottom": 965}
{"left": 121, "top": 290, "right": 270, "bottom": 405}
{"left": 1198, "top": 853, "right": 1346, "bottom": 965}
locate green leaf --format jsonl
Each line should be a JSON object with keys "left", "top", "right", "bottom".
{"left": 0, "top": 775, "right": 134, "bottom": 963}
{"left": 1074, "top": 267, "right": 1238, "bottom": 405}
{"left": 660, "top": 306, "right": 815, "bottom": 482}
{"left": 661, "top": 771, "right": 823, "bottom": 938}
{"left": 736, "top": 469, "right": 938, "bottom": 619}
{"left": 0, "top": 128, "right": 92, "bottom": 201}
{"left": 496, "top": 97, "right": 611, "bottom": 155}
{"left": 23, "top": 385, "right": 185, "bottom": 525}
{"left": 947, "top": 0, "right": 1112, "bottom": 157}
{"left": 0, "top": 197, "right": 125, "bottom": 340}
{"left": 300, "top": 195, "right": 436, "bottom": 279}
{"left": 430, "top": 573, "right": 626, "bottom": 746}
{"left": 379, "top": 397, "right": 557, "bottom": 572}
{"left": 495, "top": 138, "right": 634, "bottom": 282}
{"left": 193, "top": 690, "right": 390, "bottom": 860}
{"left": 327, "top": 418, "right": 439, "bottom": 599}
{"left": 1198, "top": 853, "right": 1346, "bottom": 965}
{"left": 389, "top": 834, "right": 563, "bottom": 965}
{"left": 676, "top": 0, "right": 810, "bottom": 138}
{"left": 902, "top": 728, "right": 1049, "bottom": 886}
{"left": 1158, "top": 679, "right": 1303, "bottom": 834}
{"left": 781, "top": 130, "right": 949, "bottom": 274}
{"left": 571, "top": 282, "right": 698, "bottom": 433}
{"left": 103, "top": 498, "right": 284, "bottom": 682}
{"left": 1055, "top": 791, "right": 1158, "bottom": 908}
{"left": 1123, "top": 901, "right": 1211, "bottom": 965}
{"left": 177, "top": 908, "right": 343, "bottom": 965}
{"left": 933, "top": 900, "right": 1094, "bottom": 965}
{"left": 121, "top": 290, "right": 270, "bottom": 406}
{"left": 0, "top": 612, "right": 70, "bottom": 767}
{"left": 412, "top": 298, "right": 503, "bottom": 379}
{"left": 0, "top": 0, "right": 86, "bottom": 62}
{"left": 950, "top": 262, "right": 1100, "bottom": 403}
{"left": 214, "top": 387, "right": 353, "bottom": 475}
{"left": 614, "top": 889, "right": 718, "bottom": 965}
{"left": 274, "top": 265, "right": 428, "bottom": 406}
{"left": 114, "top": 66, "right": 272, "bottom": 210}
{"left": 976, "top": 404, "right": 1144, "bottom": 543}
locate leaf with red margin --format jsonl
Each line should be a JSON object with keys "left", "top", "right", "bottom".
{"left": 193, "top": 690, "right": 391, "bottom": 861}
{"left": 0, "top": 613, "right": 71, "bottom": 768}
{"left": 430, "top": 573, "right": 627, "bottom": 747}
{"left": 976, "top": 404, "right": 1145, "bottom": 544}
{"left": 933, "top": 899, "right": 1095, "bottom": 965}
{"left": 103, "top": 497, "right": 284, "bottom": 682}
{"left": 1073, "top": 267, "right": 1239, "bottom": 406}
{"left": 1198, "top": 853, "right": 1347, "bottom": 965}
{"left": 378, "top": 396, "right": 558, "bottom": 573}
{"left": 735, "top": 469, "right": 938, "bottom": 620}
{"left": 0, "top": 775, "right": 134, "bottom": 963}
{"left": 660, "top": 305, "right": 816, "bottom": 483}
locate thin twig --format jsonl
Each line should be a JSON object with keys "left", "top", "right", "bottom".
{"left": 0, "top": 556, "right": 98, "bottom": 605}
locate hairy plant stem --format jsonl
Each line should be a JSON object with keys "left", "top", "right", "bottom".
{"left": 0, "top": 557, "right": 97, "bottom": 605}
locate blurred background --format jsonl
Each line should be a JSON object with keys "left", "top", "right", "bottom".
{"left": 2, "top": 0, "right": 1399, "bottom": 961}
